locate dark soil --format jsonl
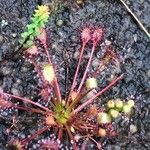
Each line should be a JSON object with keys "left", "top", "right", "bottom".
{"left": 0, "top": 0, "right": 150, "bottom": 149}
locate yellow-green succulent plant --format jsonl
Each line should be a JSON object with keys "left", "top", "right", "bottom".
{"left": 20, "top": 5, "right": 50, "bottom": 48}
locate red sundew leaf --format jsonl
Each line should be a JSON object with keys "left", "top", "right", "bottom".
{"left": 0, "top": 97, "right": 12, "bottom": 108}
{"left": 43, "top": 64, "right": 55, "bottom": 83}
{"left": 92, "top": 28, "right": 103, "bottom": 46}
{"left": 40, "top": 87, "right": 52, "bottom": 101}
{"left": 81, "top": 27, "right": 91, "bottom": 44}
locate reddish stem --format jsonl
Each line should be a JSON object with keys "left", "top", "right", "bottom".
{"left": 0, "top": 92, "right": 51, "bottom": 112}
{"left": 88, "top": 137, "right": 102, "bottom": 150}
{"left": 65, "top": 125, "right": 74, "bottom": 140}
{"left": 44, "top": 43, "right": 62, "bottom": 102}
{"left": 91, "top": 60, "right": 106, "bottom": 78}
{"left": 77, "top": 43, "right": 96, "bottom": 95}
{"left": 72, "top": 74, "right": 123, "bottom": 114}
{"left": 52, "top": 80, "right": 62, "bottom": 102}
{"left": 65, "top": 125, "right": 77, "bottom": 149}
{"left": 43, "top": 43, "right": 52, "bottom": 64}
{"left": 68, "top": 89, "right": 92, "bottom": 110}
{"left": 69, "top": 43, "right": 86, "bottom": 96}
{"left": 15, "top": 105, "right": 49, "bottom": 115}
{"left": 79, "top": 125, "right": 95, "bottom": 130}
{"left": 58, "top": 128, "right": 63, "bottom": 140}
{"left": 21, "top": 126, "right": 49, "bottom": 145}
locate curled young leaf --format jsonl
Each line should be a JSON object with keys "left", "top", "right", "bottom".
{"left": 86, "top": 77, "right": 97, "bottom": 89}
{"left": 43, "top": 64, "right": 55, "bottom": 83}
{"left": 97, "top": 112, "right": 112, "bottom": 124}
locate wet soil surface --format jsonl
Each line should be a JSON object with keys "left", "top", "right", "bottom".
{"left": 0, "top": 0, "right": 150, "bottom": 149}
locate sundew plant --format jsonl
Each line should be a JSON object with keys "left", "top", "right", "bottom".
{"left": 0, "top": 5, "right": 135, "bottom": 150}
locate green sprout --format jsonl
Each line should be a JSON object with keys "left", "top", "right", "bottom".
{"left": 106, "top": 99, "right": 135, "bottom": 120}
{"left": 20, "top": 5, "right": 50, "bottom": 48}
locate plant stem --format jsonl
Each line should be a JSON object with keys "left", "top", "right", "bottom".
{"left": 68, "top": 89, "right": 92, "bottom": 110}
{"left": 72, "top": 74, "right": 123, "bottom": 114}
{"left": 15, "top": 105, "right": 49, "bottom": 115}
{"left": 58, "top": 128, "right": 63, "bottom": 140}
{"left": 44, "top": 43, "right": 62, "bottom": 102}
{"left": 0, "top": 92, "right": 51, "bottom": 112}
{"left": 65, "top": 124, "right": 77, "bottom": 149}
{"left": 69, "top": 43, "right": 86, "bottom": 96}
{"left": 21, "top": 126, "right": 49, "bottom": 145}
{"left": 53, "top": 80, "right": 62, "bottom": 102}
{"left": 65, "top": 124, "right": 74, "bottom": 140}
{"left": 77, "top": 43, "right": 96, "bottom": 95}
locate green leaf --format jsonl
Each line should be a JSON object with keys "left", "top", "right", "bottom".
{"left": 34, "top": 28, "right": 40, "bottom": 35}
{"left": 38, "top": 21, "right": 45, "bottom": 28}
{"left": 27, "top": 24, "right": 34, "bottom": 30}
{"left": 28, "top": 29, "right": 34, "bottom": 35}
{"left": 33, "top": 13, "right": 40, "bottom": 18}
{"left": 21, "top": 32, "right": 29, "bottom": 38}
{"left": 32, "top": 31, "right": 39, "bottom": 37}
{"left": 44, "top": 19, "right": 49, "bottom": 23}
{"left": 31, "top": 17, "right": 37, "bottom": 22}
{"left": 31, "top": 32, "right": 36, "bottom": 37}
{"left": 29, "top": 35, "right": 34, "bottom": 41}
{"left": 23, "top": 43, "right": 29, "bottom": 48}
{"left": 19, "top": 39, "right": 25, "bottom": 44}
{"left": 26, "top": 40, "right": 33, "bottom": 47}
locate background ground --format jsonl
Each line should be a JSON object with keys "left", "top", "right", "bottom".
{"left": 0, "top": 0, "right": 149, "bottom": 149}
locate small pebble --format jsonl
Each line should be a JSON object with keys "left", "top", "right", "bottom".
{"left": 99, "top": 2, "right": 105, "bottom": 7}
{"left": 0, "top": 35, "right": 3, "bottom": 43}
{"left": 105, "top": 39, "right": 112, "bottom": 46}
{"left": 1, "top": 66, "right": 13, "bottom": 75}
{"left": 12, "top": 33, "right": 17, "bottom": 38}
{"left": 11, "top": 87, "right": 20, "bottom": 96}
{"left": 92, "top": 58, "right": 99, "bottom": 68}
{"left": 147, "top": 70, "right": 150, "bottom": 77}
{"left": 1, "top": 20, "right": 8, "bottom": 26}
{"left": 114, "top": 145, "right": 121, "bottom": 150}
{"left": 56, "top": 19, "right": 63, "bottom": 27}
{"left": 130, "top": 124, "right": 137, "bottom": 134}
{"left": 133, "top": 34, "right": 138, "bottom": 42}
{"left": 73, "top": 51, "right": 79, "bottom": 59}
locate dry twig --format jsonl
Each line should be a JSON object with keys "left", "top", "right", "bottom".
{"left": 119, "top": 0, "right": 150, "bottom": 38}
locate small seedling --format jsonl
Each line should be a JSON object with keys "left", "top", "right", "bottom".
{"left": 20, "top": 5, "right": 50, "bottom": 48}
{"left": 97, "top": 112, "right": 112, "bottom": 124}
{"left": 115, "top": 98, "right": 124, "bottom": 109}
{"left": 122, "top": 104, "right": 132, "bottom": 113}
{"left": 122, "top": 99, "right": 135, "bottom": 114}
{"left": 105, "top": 98, "right": 135, "bottom": 120}
{"left": 109, "top": 109, "right": 119, "bottom": 118}
{"left": 127, "top": 99, "right": 135, "bottom": 107}
{"left": 107, "top": 100, "right": 115, "bottom": 108}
